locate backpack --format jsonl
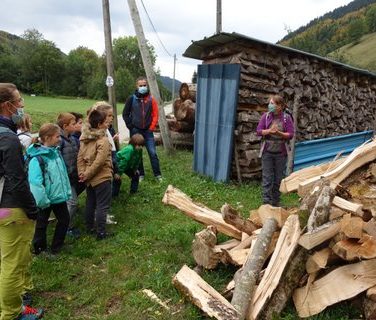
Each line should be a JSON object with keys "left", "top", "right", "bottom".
{"left": 25, "top": 154, "right": 46, "bottom": 186}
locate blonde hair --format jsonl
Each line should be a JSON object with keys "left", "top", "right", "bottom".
{"left": 38, "top": 123, "right": 60, "bottom": 143}
{"left": 17, "top": 113, "right": 32, "bottom": 132}
{"left": 57, "top": 112, "right": 75, "bottom": 129}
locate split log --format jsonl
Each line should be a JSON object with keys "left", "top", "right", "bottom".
{"left": 305, "top": 247, "right": 338, "bottom": 274}
{"left": 249, "top": 215, "right": 301, "bottom": 320}
{"left": 231, "top": 218, "right": 278, "bottom": 320}
{"left": 215, "top": 239, "right": 241, "bottom": 251}
{"left": 329, "top": 206, "right": 346, "bottom": 220}
{"left": 231, "top": 235, "right": 254, "bottom": 251}
{"left": 280, "top": 158, "right": 345, "bottom": 193}
{"left": 142, "top": 289, "right": 170, "bottom": 311}
{"left": 299, "top": 220, "right": 341, "bottom": 250}
{"left": 249, "top": 209, "right": 263, "bottom": 228}
{"left": 299, "top": 179, "right": 328, "bottom": 218}
{"left": 221, "top": 204, "right": 258, "bottom": 235}
{"left": 340, "top": 213, "right": 364, "bottom": 239}
{"left": 363, "top": 219, "right": 376, "bottom": 238}
{"left": 367, "top": 286, "right": 376, "bottom": 302}
{"left": 298, "top": 140, "right": 376, "bottom": 197}
{"left": 192, "top": 226, "right": 222, "bottom": 269}
{"left": 259, "top": 247, "right": 308, "bottom": 320}
{"left": 257, "top": 204, "right": 289, "bottom": 228}
{"left": 332, "top": 235, "right": 376, "bottom": 261}
{"left": 332, "top": 196, "right": 364, "bottom": 217}
{"left": 221, "top": 248, "right": 250, "bottom": 266}
{"left": 307, "top": 184, "right": 336, "bottom": 232}
{"left": 293, "top": 259, "right": 376, "bottom": 318}
{"left": 173, "top": 265, "right": 239, "bottom": 320}
{"left": 162, "top": 185, "right": 242, "bottom": 239}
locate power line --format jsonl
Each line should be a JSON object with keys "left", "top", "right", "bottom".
{"left": 139, "top": 0, "right": 172, "bottom": 57}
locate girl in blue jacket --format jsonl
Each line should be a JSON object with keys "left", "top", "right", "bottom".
{"left": 27, "top": 123, "right": 71, "bottom": 254}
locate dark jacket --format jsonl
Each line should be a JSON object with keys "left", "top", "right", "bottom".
{"left": 122, "top": 91, "right": 159, "bottom": 131}
{"left": 0, "top": 116, "right": 38, "bottom": 218}
{"left": 59, "top": 129, "right": 79, "bottom": 186}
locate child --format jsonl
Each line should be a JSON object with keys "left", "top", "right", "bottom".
{"left": 57, "top": 113, "right": 81, "bottom": 236}
{"left": 27, "top": 123, "right": 71, "bottom": 254}
{"left": 116, "top": 133, "right": 144, "bottom": 194}
{"left": 77, "top": 108, "right": 113, "bottom": 240}
{"left": 17, "top": 113, "right": 33, "bottom": 151}
{"left": 70, "top": 111, "right": 83, "bottom": 146}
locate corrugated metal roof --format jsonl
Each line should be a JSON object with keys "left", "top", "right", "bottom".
{"left": 193, "top": 63, "right": 240, "bottom": 182}
{"left": 293, "top": 130, "right": 374, "bottom": 171}
{"left": 183, "top": 32, "right": 376, "bottom": 79}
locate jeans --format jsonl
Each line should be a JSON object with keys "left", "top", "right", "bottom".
{"left": 124, "top": 170, "right": 139, "bottom": 193}
{"left": 0, "top": 208, "right": 35, "bottom": 320}
{"left": 261, "top": 152, "right": 287, "bottom": 206}
{"left": 130, "top": 128, "right": 161, "bottom": 177}
{"left": 85, "top": 181, "right": 112, "bottom": 234}
{"left": 33, "top": 202, "right": 70, "bottom": 254}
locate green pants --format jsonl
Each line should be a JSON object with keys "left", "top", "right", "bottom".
{"left": 0, "top": 208, "right": 35, "bottom": 320}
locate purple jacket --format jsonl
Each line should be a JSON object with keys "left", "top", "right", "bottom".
{"left": 256, "top": 111, "right": 294, "bottom": 155}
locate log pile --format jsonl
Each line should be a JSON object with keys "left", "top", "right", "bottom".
{"left": 156, "top": 83, "right": 196, "bottom": 147}
{"left": 164, "top": 140, "right": 376, "bottom": 319}
{"left": 199, "top": 42, "right": 376, "bottom": 181}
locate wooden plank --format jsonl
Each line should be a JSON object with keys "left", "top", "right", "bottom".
{"left": 249, "top": 215, "right": 301, "bottom": 320}
{"left": 298, "top": 220, "right": 341, "bottom": 250}
{"left": 293, "top": 259, "right": 376, "bottom": 318}
{"left": 333, "top": 196, "right": 364, "bottom": 217}
{"left": 173, "top": 265, "right": 239, "bottom": 320}
{"left": 162, "top": 185, "right": 242, "bottom": 239}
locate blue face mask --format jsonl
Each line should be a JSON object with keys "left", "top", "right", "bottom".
{"left": 268, "top": 103, "right": 276, "bottom": 113}
{"left": 138, "top": 86, "right": 148, "bottom": 95}
{"left": 10, "top": 107, "right": 25, "bottom": 125}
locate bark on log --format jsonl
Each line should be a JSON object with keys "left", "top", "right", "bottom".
{"left": 162, "top": 185, "right": 242, "bottom": 239}
{"left": 221, "top": 204, "right": 258, "bottom": 235}
{"left": 172, "top": 265, "right": 239, "bottom": 320}
{"left": 167, "top": 118, "right": 194, "bottom": 133}
{"left": 231, "top": 218, "right": 278, "bottom": 320}
{"left": 293, "top": 259, "right": 376, "bottom": 318}
{"left": 192, "top": 226, "right": 222, "bottom": 269}
{"left": 249, "top": 215, "right": 301, "bottom": 320}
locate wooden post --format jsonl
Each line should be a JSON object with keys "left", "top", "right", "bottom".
{"left": 102, "top": 0, "right": 118, "bottom": 131}
{"left": 127, "top": 0, "right": 173, "bottom": 153}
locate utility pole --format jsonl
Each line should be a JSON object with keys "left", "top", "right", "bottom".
{"left": 171, "top": 53, "right": 176, "bottom": 103}
{"left": 216, "top": 0, "right": 222, "bottom": 34}
{"left": 102, "top": 0, "right": 118, "bottom": 131}
{"left": 127, "top": 0, "right": 173, "bottom": 153}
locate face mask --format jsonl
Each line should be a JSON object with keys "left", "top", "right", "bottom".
{"left": 268, "top": 103, "right": 276, "bottom": 113}
{"left": 9, "top": 105, "right": 25, "bottom": 125}
{"left": 138, "top": 86, "right": 148, "bottom": 95}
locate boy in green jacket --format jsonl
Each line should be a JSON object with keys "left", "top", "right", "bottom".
{"left": 116, "top": 133, "right": 144, "bottom": 193}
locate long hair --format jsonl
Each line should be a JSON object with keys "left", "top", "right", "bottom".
{"left": 38, "top": 123, "right": 60, "bottom": 143}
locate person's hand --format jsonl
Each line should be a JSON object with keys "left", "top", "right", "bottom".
{"left": 78, "top": 173, "right": 86, "bottom": 183}
{"left": 112, "top": 133, "right": 119, "bottom": 142}
{"left": 114, "top": 173, "right": 121, "bottom": 180}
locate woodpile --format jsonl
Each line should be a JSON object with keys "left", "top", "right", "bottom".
{"left": 198, "top": 42, "right": 376, "bottom": 181}
{"left": 163, "top": 140, "right": 376, "bottom": 319}
{"left": 156, "top": 83, "right": 196, "bottom": 148}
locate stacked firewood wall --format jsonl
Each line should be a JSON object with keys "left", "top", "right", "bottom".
{"left": 201, "top": 43, "right": 376, "bottom": 181}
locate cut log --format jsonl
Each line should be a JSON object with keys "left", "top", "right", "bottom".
{"left": 175, "top": 99, "right": 195, "bottom": 122}
{"left": 231, "top": 218, "right": 278, "bottom": 320}
{"left": 280, "top": 157, "right": 345, "bottom": 193}
{"left": 259, "top": 247, "right": 308, "bottom": 320}
{"left": 307, "top": 184, "right": 336, "bottom": 232}
{"left": 162, "top": 185, "right": 242, "bottom": 239}
{"left": 332, "top": 235, "right": 376, "bottom": 261}
{"left": 221, "top": 204, "right": 258, "bottom": 235}
{"left": 249, "top": 215, "right": 301, "bottom": 320}
{"left": 179, "top": 82, "right": 196, "bottom": 102}
{"left": 192, "top": 226, "right": 222, "bottom": 269}
{"left": 172, "top": 265, "right": 239, "bottom": 320}
{"left": 298, "top": 140, "right": 376, "bottom": 197}
{"left": 257, "top": 205, "right": 289, "bottom": 228}
{"left": 299, "top": 179, "right": 328, "bottom": 219}
{"left": 329, "top": 206, "right": 346, "bottom": 220}
{"left": 231, "top": 235, "right": 254, "bottom": 251}
{"left": 249, "top": 209, "right": 263, "bottom": 228}
{"left": 367, "top": 285, "right": 376, "bottom": 302}
{"left": 299, "top": 220, "right": 341, "bottom": 250}
{"left": 340, "top": 213, "right": 364, "bottom": 239}
{"left": 293, "top": 259, "right": 376, "bottom": 318}
{"left": 167, "top": 118, "right": 194, "bottom": 133}
{"left": 363, "top": 219, "right": 376, "bottom": 238}
{"left": 221, "top": 248, "right": 250, "bottom": 266}
{"left": 332, "top": 196, "right": 364, "bottom": 217}
{"left": 215, "top": 239, "right": 241, "bottom": 251}
{"left": 305, "top": 247, "right": 337, "bottom": 274}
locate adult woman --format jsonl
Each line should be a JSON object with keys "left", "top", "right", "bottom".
{"left": 256, "top": 95, "right": 294, "bottom": 207}
{"left": 0, "top": 83, "right": 43, "bottom": 319}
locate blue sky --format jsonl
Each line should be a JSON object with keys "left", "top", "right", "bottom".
{"left": 1, "top": 0, "right": 353, "bottom": 82}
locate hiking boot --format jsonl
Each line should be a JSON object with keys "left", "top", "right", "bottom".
{"left": 96, "top": 232, "right": 114, "bottom": 240}
{"left": 19, "top": 305, "right": 44, "bottom": 319}
{"left": 22, "top": 292, "right": 33, "bottom": 306}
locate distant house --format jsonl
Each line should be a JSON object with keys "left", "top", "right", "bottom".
{"left": 183, "top": 32, "right": 376, "bottom": 182}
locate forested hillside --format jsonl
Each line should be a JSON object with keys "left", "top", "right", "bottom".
{"left": 0, "top": 29, "right": 172, "bottom": 101}
{"left": 279, "top": 0, "right": 376, "bottom": 72}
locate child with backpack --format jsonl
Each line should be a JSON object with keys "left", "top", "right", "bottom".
{"left": 26, "top": 123, "right": 71, "bottom": 254}
{"left": 17, "top": 113, "right": 33, "bottom": 152}
{"left": 77, "top": 108, "right": 113, "bottom": 240}
{"left": 116, "top": 133, "right": 144, "bottom": 194}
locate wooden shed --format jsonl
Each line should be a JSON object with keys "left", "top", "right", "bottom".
{"left": 183, "top": 32, "right": 376, "bottom": 182}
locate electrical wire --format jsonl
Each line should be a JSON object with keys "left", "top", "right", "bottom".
{"left": 139, "top": 0, "right": 173, "bottom": 57}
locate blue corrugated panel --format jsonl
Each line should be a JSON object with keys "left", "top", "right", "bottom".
{"left": 293, "top": 130, "right": 373, "bottom": 171}
{"left": 193, "top": 64, "right": 240, "bottom": 182}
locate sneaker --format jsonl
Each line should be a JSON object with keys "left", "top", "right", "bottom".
{"left": 139, "top": 175, "right": 145, "bottom": 182}
{"left": 66, "top": 227, "right": 81, "bottom": 239}
{"left": 156, "top": 175, "right": 163, "bottom": 182}
{"left": 20, "top": 305, "right": 44, "bottom": 319}
{"left": 22, "top": 292, "right": 33, "bottom": 306}
{"left": 106, "top": 214, "right": 117, "bottom": 225}
{"left": 96, "top": 232, "right": 114, "bottom": 240}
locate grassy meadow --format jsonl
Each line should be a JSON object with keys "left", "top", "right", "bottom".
{"left": 22, "top": 98, "right": 361, "bottom": 320}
